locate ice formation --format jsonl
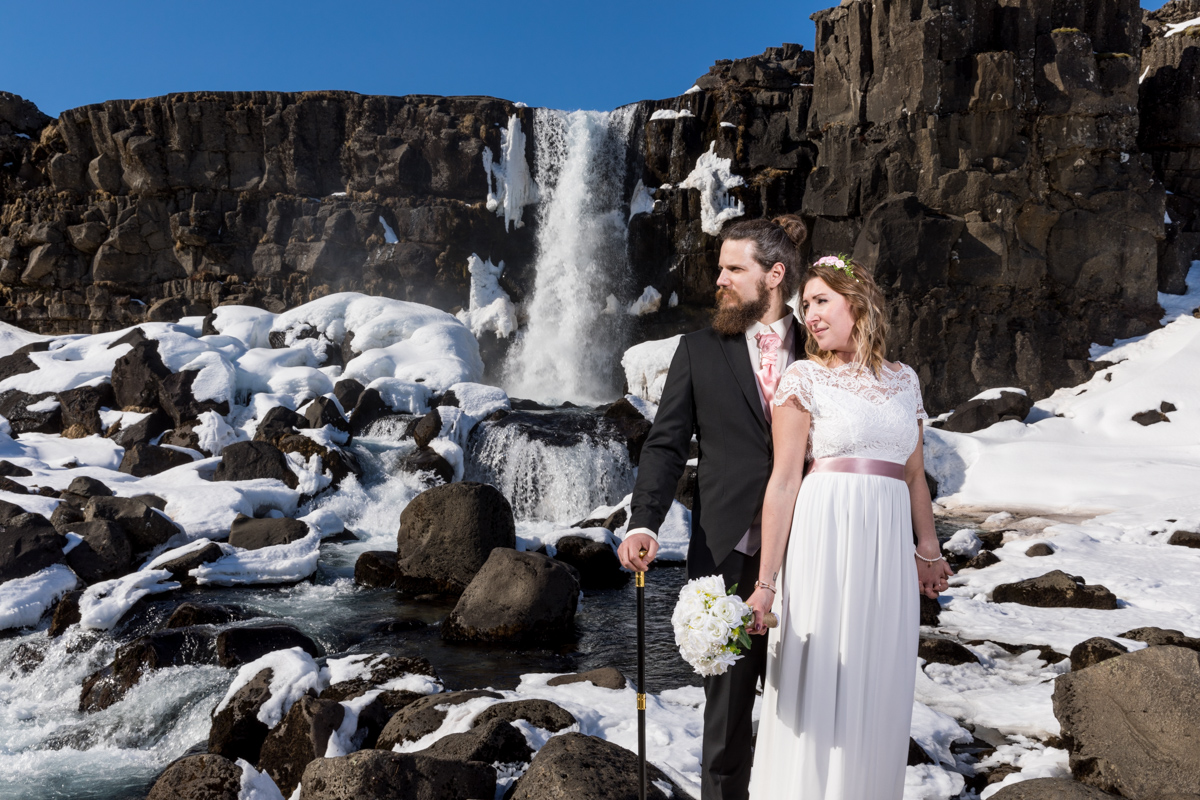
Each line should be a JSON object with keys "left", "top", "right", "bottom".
{"left": 456, "top": 254, "right": 518, "bottom": 339}
{"left": 627, "top": 286, "right": 663, "bottom": 316}
{"left": 622, "top": 334, "right": 682, "bottom": 404}
{"left": 680, "top": 141, "right": 746, "bottom": 235}
{"left": 483, "top": 114, "right": 539, "bottom": 231}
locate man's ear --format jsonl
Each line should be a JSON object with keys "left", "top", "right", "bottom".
{"left": 767, "top": 262, "right": 786, "bottom": 289}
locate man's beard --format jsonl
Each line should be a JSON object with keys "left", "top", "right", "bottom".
{"left": 712, "top": 277, "right": 771, "bottom": 336}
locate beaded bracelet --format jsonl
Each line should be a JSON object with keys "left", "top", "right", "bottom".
{"left": 754, "top": 580, "right": 777, "bottom": 593}
{"left": 914, "top": 552, "right": 945, "bottom": 564}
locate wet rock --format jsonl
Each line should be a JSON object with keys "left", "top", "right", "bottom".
{"left": 64, "top": 520, "right": 133, "bottom": 583}
{"left": 0, "top": 390, "right": 62, "bottom": 434}
{"left": 411, "top": 408, "right": 442, "bottom": 449}
{"left": 1167, "top": 530, "right": 1200, "bottom": 549}
{"left": 84, "top": 495, "right": 179, "bottom": 552}
{"left": 547, "top": 667, "right": 627, "bottom": 690}
{"left": 508, "top": 732, "right": 683, "bottom": 800}
{"left": 348, "top": 388, "right": 393, "bottom": 436}
{"left": 977, "top": 530, "right": 1007, "bottom": 550}
{"left": 320, "top": 654, "right": 437, "bottom": 722}
{"left": 119, "top": 443, "right": 194, "bottom": 477}
{"left": 601, "top": 398, "right": 653, "bottom": 464}
{"left": 227, "top": 515, "right": 310, "bottom": 550}
{"left": 397, "top": 446, "right": 454, "bottom": 486}
{"left": 963, "top": 550, "right": 1001, "bottom": 570}
{"left": 920, "top": 594, "right": 942, "bottom": 626}
{"left": 417, "top": 716, "right": 532, "bottom": 764}
{"left": 80, "top": 627, "right": 218, "bottom": 712}
{"left": 276, "top": 433, "right": 358, "bottom": 486}
{"left": 1027, "top": 542, "right": 1056, "bottom": 557}
{"left": 375, "top": 690, "right": 502, "bottom": 750}
{"left": 56, "top": 383, "right": 116, "bottom": 437}
{"left": 1117, "top": 626, "right": 1200, "bottom": 653}
{"left": 258, "top": 695, "right": 345, "bottom": 797}
{"left": 298, "top": 749, "right": 496, "bottom": 800}
{"left": 353, "top": 550, "right": 397, "bottom": 588}
{"left": 919, "top": 636, "right": 979, "bottom": 666}
{"left": 1052, "top": 646, "right": 1200, "bottom": 797}
{"left": 1069, "top": 637, "right": 1128, "bottom": 672}
{"left": 303, "top": 396, "right": 348, "bottom": 433}
{"left": 442, "top": 549, "right": 580, "bottom": 644}
{"left": 208, "top": 668, "right": 274, "bottom": 763}
{"left": 0, "top": 511, "right": 65, "bottom": 583}
{"left": 987, "top": 778, "right": 1116, "bottom": 799}
{"left": 941, "top": 392, "right": 1034, "bottom": 434}
{"left": 333, "top": 379, "right": 364, "bottom": 413}
{"left": 165, "top": 602, "right": 245, "bottom": 628}
{"left": 215, "top": 624, "right": 321, "bottom": 668}
{"left": 48, "top": 589, "right": 83, "bottom": 637}
{"left": 156, "top": 542, "right": 225, "bottom": 585}
{"left": 212, "top": 441, "right": 298, "bottom": 489}
{"left": 472, "top": 699, "right": 576, "bottom": 732}
{"left": 992, "top": 571, "right": 1119, "bottom": 610}
{"left": 551, "top": 535, "right": 628, "bottom": 589}
{"left": 108, "top": 409, "right": 172, "bottom": 450}
{"left": 396, "top": 481, "right": 516, "bottom": 594}
{"left": 146, "top": 753, "right": 242, "bottom": 800}
{"left": 254, "top": 406, "right": 309, "bottom": 445}
{"left": 111, "top": 338, "right": 171, "bottom": 410}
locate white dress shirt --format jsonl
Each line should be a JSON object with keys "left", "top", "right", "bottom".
{"left": 629, "top": 309, "right": 797, "bottom": 551}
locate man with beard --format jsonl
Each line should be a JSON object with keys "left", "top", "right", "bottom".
{"left": 617, "top": 214, "right": 807, "bottom": 800}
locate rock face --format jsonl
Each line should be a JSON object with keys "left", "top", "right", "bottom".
{"left": 212, "top": 441, "right": 298, "bottom": 488}
{"left": 227, "top": 516, "right": 309, "bottom": 550}
{"left": 84, "top": 495, "right": 179, "bottom": 552}
{"left": 395, "top": 482, "right": 515, "bottom": 594}
{"left": 988, "top": 778, "right": 1117, "bottom": 799}
{"left": 0, "top": 512, "right": 65, "bottom": 582}
{"left": 145, "top": 753, "right": 242, "bottom": 800}
{"left": 1052, "top": 645, "right": 1200, "bottom": 798}
{"left": 79, "top": 627, "right": 217, "bottom": 712}
{"left": 208, "top": 667, "right": 275, "bottom": 763}
{"left": 375, "top": 690, "right": 502, "bottom": 750}
{"left": 508, "top": 732, "right": 683, "bottom": 800}
{"left": 441, "top": 548, "right": 580, "bottom": 643}
{"left": 215, "top": 625, "right": 320, "bottom": 667}
{"left": 257, "top": 696, "right": 345, "bottom": 797}
{"left": 992, "top": 571, "right": 1119, "bottom": 609}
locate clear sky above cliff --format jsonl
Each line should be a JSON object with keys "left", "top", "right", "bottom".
{"left": 2, "top": 0, "right": 1172, "bottom": 118}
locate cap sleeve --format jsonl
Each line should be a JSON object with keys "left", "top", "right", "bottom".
{"left": 773, "top": 361, "right": 812, "bottom": 412}
{"left": 905, "top": 365, "right": 928, "bottom": 421}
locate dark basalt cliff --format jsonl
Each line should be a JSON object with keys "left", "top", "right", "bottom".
{"left": 3, "top": 0, "right": 1200, "bottom": 411}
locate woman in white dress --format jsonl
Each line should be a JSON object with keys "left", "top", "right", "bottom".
{"left": 745, "top": 255, "right": 953, "bottom": 799}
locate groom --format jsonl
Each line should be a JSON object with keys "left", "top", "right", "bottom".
{"left": 618, "top": 215, "right": 806, "bottom": 800}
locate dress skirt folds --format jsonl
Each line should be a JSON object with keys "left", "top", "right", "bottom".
{"left": 748, "top": 469, "right": 920, "bottom": 799}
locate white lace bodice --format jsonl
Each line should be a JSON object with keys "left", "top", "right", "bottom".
{"left": 773, "top": 360, "right": 928, "bottom": 465}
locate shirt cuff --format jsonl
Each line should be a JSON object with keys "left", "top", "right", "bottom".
{"left": 624, "top": 527, "right": 659, "bottom": 543}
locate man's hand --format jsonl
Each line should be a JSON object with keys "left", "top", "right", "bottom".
{"left": 618, "top": 533, "right": 659, "bottom": 572}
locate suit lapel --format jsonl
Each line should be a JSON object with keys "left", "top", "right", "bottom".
{"left": 719, "top": 333, "right": 769, "bottom": 433}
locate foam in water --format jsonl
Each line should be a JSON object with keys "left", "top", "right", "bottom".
{"left": 503, "top": 108, "right": 637, "bottom": 405}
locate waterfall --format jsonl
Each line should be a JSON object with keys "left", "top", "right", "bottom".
{"left": 502, "top": 107, "right": 637, "bottom": 405}
{"left": 464, "top": 412, "right": 635, "bottom": 522}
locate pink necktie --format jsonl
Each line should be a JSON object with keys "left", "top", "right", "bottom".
{"left": 755, "top": 330, "right": 782, "bottom": 421}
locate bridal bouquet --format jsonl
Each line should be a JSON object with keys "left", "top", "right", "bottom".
{"left": 671, "top": 575, "right": 755, "bottom": 677}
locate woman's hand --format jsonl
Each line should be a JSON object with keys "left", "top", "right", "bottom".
{"left": 745, "top": 586, "right": 775, "bottom": 635}
{"left": 916, "top": 546, "right": 953, "bottom": 598}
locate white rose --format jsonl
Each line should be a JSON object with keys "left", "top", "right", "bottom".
{"left": 712, "top": 596, "right": 744, "bottom": 627}
{"left": 700, "top": 617, "right": 729, "bottom": 646}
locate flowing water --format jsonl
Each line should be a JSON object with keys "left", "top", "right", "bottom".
{"left": 502, "top": 107, "right": 638, "bottom": 405}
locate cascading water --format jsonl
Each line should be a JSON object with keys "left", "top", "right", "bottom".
{"left": 502, "top": 107, "right": 637, "bottom": 405}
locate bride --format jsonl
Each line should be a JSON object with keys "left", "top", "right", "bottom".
{"left": 744, "top": 255, "right": 953, "bottom": 798}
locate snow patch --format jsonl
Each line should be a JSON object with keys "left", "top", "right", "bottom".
{"left": 456, "top": 254, "right": 517, "bottom": 339}
{"left": 679, "top": 142, "right": 745, "bottom": 235}
{"left": 628, "top": 286, "right": 663, "bottom": 316}
{"left": 623, "top": 335, "right": 682, "bottom": 404}
{"left": 0, "top": 564, "right": 79, "bottom": 630}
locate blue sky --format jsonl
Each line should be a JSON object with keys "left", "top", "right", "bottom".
{"left": 1, "top": 0, "right": 1172, "bottom": 118}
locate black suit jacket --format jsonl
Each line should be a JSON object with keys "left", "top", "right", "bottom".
{"left": 629, "top": 325, "right": 804, "bottom": 573}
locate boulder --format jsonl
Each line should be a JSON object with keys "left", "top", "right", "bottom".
{"left": 0, "top": 511, "right": 65, "bottom": 583}
{"left": 977, "top": 529, "right": 1007, "bottom": 550}
{"left": 1117, "top": 627, "right": 1200, "bottom": 653}
{"left": 546, "top": 667, "right": 627, "bottom": 690}
{"left": 212, "top": 441, "right": 298, "bottom": 489}
{"left": 602, "top": 398, "right": 653, "bottom": 463}
{"left": 348, "top": 388, "right": 393, "bottom": 436}
{"left": 416, "top": 716, "right": 532, "bottom": 764}
{"left": 908, "top": 738, "right": 934, "bottom": 766}
{"left": 0, "top": 461, "right": 33, "bottom": 478}
{"left": 156, "top": 542, "right": 225, "bottom": 585}
{"left": 992, "top": 571, "right": 1119, "bottom": 610}
{"left": 375, "top": 690, "right": 502, "bottom": 750}
{"left": 0, "top": 353, "right": 38, "bottom": 383}
{"left": 442, "top": 549, "right": 580, "bottom": 643}
{"left": 157, "top": 370, "right": 229, "bottom": 427}
{"left": 64, "top": 520, "right": 133, "bottom": 583}
{"left": 353, "top": 551, "right": 397, "bottom": 588}
{"left": 988, "top": 778, "right": 1117, "bottom": 799}
{"left": 551, "top": 536, "right": 628, "bottom": 589}
{"left": 963, "top": 550, "right": 1001, "bottom": 570}
{"left": 333, "top": 379, "right": 364, "bottom": 413}
{"left": 396, "top": 482, "right": 516, "bottom": 594}
{"left": 1027, "top": 542, "right": 1056, "bottom": 557}
{"left": 675, "top": 465, "right": 698, "bottom": 510}
{"left": 48, "top": 589, "right": 82, "bottom": 637}
{"left": 1052, "top": 646, "right": 1200, "bottom": 797}
{"left": 920, "top": 594, "right": 942, "bottom": 626}
{"left": 215, "top": 625, "right": 321, "bottom": 668}
{"left": 1069, "top": 637, "right": 1128, "bottom": 672}
{"left": 208, "top": 667, "right": 275, "bottom": 763}
{"left": 411, "top": 408, "right": 442, "bottom": 449}
{"left": 80, "top": 627, "right": 217, "bottom": 712}
{"left": 0, "top": 475, "right": 29, "bottom": 494}
{"left": 1167, "top": 530, "right": 1200, "bottom": 549}
{"left": 111, "top": 338, "right": 171, "bottom": 410}
{"left": 320, "top": 655, "right": 437, "bottom": 729}
{"left": 942, "top": 391, "right": 1034, "bottom": 434}
{"left": 145, "top": 753, "right": 242, "bottom": 800}
{"left": 254, "top": 405, "right": 309, "bottom": 444}
{"left": 228, "top": 516, "right": 310, "bottom": 550}
{"left": 109, "top": 409, "right": 172, "bottom": 450}
{"left": 303, "top": 396, "right": 349, "bottom": 433}
{"left": 64, "top": 476, "right": 113, "bottom": 499}
{"left": 0, "top": 390, "right": 62, "bottom": 434}
{"left": 508, "top": 732, "right": 683, "bottom": 800}
{"left": 397, "top": 446, "right": 455, "bottom": 486}
{"left": 166, "top": 602, "right": 245, "bottom": 628}
{"left": 56, "top": 383, "right": 116, "bottom": 436}
{"left": 471, "top": 699, "right": 576, "bottom": 732}
{"left": 919, "top": 636, "right": 979, "bottom": 666}
{"left": 298, "top": 750, "right": 496, "bottom": 800}
{"left": 257, "top": 695, "right": 345, "bottom": 797}
{"left": 119, "top": 443, "right": 194, "bottom": 477}
{"left": 0, "top": 498, "right": 30, "bottom": 521}
{"left": 276, "top": 433, "right": 358, "bottom": 485}
{"left": 84, "top": 495, "right": 179, "bottom": 552}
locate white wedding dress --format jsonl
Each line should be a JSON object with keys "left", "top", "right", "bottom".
{"left": 748, "top": 360, "right": 927, "bottom": 799}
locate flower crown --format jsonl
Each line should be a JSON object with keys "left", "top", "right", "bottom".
{"left": 813, "top": 254, "right": 859, "bottom": 282}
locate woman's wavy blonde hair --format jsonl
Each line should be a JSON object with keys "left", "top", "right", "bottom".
{"left": 802, "top": 255, "right": 890, "bottom": 376}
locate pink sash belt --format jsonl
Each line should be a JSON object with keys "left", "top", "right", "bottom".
{"left": 807, "top": 456, "right": 906, "bottom": 481}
